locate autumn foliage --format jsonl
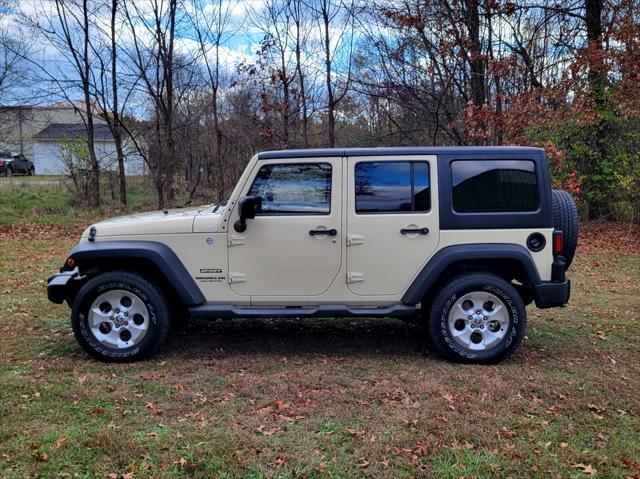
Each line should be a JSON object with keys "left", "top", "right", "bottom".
{"left": 370, "top": 0, "right": 640, "bottom": 219}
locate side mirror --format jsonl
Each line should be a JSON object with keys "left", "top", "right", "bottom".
{"left": 234, "top": 195, "right": 261, "bottom": 232}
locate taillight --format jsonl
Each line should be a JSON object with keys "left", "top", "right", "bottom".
{"left": 553, "top": 230, "right": 564, "bottom": 256}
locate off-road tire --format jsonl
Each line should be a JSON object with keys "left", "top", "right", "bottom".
{"left": 28, "top": 167, "right": 34, "bottom": 176}
{"left": 71, "top": 271, "right": 171, "bottom": 362}
{"left": 426, "top": 273, "right": 527, "bottom": 364}
{"left": 552, "top": 189, "right": 579, "bottom": 269}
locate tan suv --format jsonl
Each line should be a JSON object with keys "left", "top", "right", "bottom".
{"left": 48, "top": 147, "right": 578, "bottom": 364}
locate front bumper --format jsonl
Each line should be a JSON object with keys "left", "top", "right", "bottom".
{"left": 47, "top": 269, "right": 79, "bottom": 304}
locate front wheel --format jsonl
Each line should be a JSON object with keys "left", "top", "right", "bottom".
{"left": 426, "top": 273, "right": 527, "bottom": 364}
{"left": 71, "top": 271, "right": 171, "bottom": 362}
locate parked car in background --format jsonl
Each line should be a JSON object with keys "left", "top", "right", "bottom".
{"left": 0, "top": 150, "right": 12, "bottom": 176}
{"left": 0, "top": 151, "right": 35, "bottom": 176}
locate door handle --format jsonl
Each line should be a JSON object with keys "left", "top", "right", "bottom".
{"left": 400, "top": 227, "right": 429, "bottom": 235}
{"left": 309, "top": 228, "right": 337, "bottom": 236}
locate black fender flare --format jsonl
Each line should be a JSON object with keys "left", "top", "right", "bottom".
{"left": 401, "top": 244, "right": 541, "bottom": 305}
{"left": 68, "top": 241, "right": 206, "bottom": 306}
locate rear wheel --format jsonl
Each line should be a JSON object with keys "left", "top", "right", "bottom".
{"left": 426, "top": 273, "right": 527, "bottom": 364}
{"left": 71, "top": 271, "right": 171, "bottom": 362}
{"left": 28, "top": 166, "right": 34, "bottom": 176}
{"left": 6, "top": 166, "right": 12, "bottom": 177}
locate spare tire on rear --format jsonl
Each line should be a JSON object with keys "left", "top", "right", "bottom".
{"left": 551, "top": 189, "right": 579, "bottom": 269}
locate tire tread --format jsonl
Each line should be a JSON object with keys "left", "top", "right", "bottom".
{"left": 71, "top": 270, "right": 171, "bottom": 362}
{"left": 552, "top": 189, "right": 579, "bottom": 269}
{"left": 426, "top": 272, "right": 527, "bottom": 364}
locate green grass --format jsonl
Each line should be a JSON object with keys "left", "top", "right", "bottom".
{"left": 1, "top": 184, "right": 640, "bottom": 477}
{"left": 0, "top": 176, "right": 157, "bottom": 226}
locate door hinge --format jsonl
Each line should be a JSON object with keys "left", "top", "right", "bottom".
{"left": 228, "top": 234, "right": 245, "bottom": 246}
{"left": 347, "top": 271, "right": 365, "bottom": 284}
{"left": 346, "top": 234, "right": 364, "bottom": 246}
{"left": 229, "top": 272, "right": 246, "bottom": 284}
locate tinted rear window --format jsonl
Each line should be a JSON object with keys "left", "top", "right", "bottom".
{"left": 451, "top": 160, "right": 539, "bottom": 213}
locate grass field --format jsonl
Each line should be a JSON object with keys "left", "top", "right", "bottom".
{"left": 1, "top": 182, "right": 640, "bottom": 478}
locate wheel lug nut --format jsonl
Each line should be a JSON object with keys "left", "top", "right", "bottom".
{"left": 124, "top": 312, "right": 128, "bottom": 317}
{"left": 124, "top": 322, "right": 128, "bottom": 326}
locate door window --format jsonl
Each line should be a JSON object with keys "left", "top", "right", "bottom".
{"left": 355, "top": 161, "right": 430, "bottom": 213}
{"left": 248, "top": 163, "right": 332, "bottom": 215}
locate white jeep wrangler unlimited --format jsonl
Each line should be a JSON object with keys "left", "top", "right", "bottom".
{"left": 48, "top": 147, "right": 578, "bottom": 364}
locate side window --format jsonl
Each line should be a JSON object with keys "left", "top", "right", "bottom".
{"left": 355, "top": 161, "right": 430, "bottom": 214}
{"left": 248, "top": 162, "right": 331, "bottom": 215}
{"left": 451, "top": 160, "right": 539, "bottom": 213}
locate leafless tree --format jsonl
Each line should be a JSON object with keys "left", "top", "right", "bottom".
{"left": 122, "top": 0, "right": 196, "bottom": 208}
{"left": 187, "top": 0, "right": 235, "bottom": 200}
{"left": 20, "top": 0, "right": 102, "bottom": 206}
{"left": 288, "top": 0, "right": 314, "bottom": 147}
{"left": 90, "top": 0, "right": 134, "bottom": 209}
{"left": 308, "top": 0, "right": 356, "bottom": 147}
{"left": 0, "top": 1, "right": 30, "bottom": 103}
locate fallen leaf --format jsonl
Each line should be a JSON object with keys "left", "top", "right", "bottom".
{"left": 52, "top": 436, "right": 66, "bottom": 450}
{"left": 173, "top": 457, "right": 188, "bottom": 468}
{"left": 345, "top": 427, "right": 365, "bottom": 438}
{"left": 497, "top": 426, "right": 516, "bottom": 439}
{"left": 572, "top": 463, "right": 597, "bottom": 475}
{"left": 255, "top": 425, "right": 281, "bottom": 436}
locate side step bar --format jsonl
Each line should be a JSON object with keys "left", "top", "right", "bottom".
{"left": 188, "top": 303, "right": 417, "bottom": 319}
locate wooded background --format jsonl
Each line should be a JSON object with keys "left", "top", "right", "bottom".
{"left": 1, "top": 0, "right": 639, "bottom": 220}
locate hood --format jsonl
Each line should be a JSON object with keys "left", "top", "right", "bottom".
{"left": 81, "top": 204, "right": 216, "bottom": 239}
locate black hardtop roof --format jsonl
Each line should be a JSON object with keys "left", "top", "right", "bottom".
{"left": 258, "top": 146, "right": 544, "bottom": 160}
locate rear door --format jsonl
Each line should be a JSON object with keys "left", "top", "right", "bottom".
{"left": 345, "top": 155, "right": 439, "bottom": 296}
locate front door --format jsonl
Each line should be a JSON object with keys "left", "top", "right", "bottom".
{"left": 228, "top": 158, "right": 342, "bottom": 298}
{"left": 346, "top": 155, "right": 440, "bottom": 296}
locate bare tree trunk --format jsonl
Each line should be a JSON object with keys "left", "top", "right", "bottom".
{"left": 212, "top": 83, "right": 225, "bottom": 200}
{"left": 188, "top": 0, "right": 229, "bottom": 200}
{"left": 466, "top": 0, "right": 486, "bottom": 107}
{"left": 486, "top": 3, "right": 502, "bottom": 144}
{"left": 584, "top": 0, "right": 604, "bottom": 219}
{"left": 321, "top": 0, "right": 335, "bottom": 148}
{"left": 111, "top": 0, "right": 126, "bottom": 209}
{"left": 292, "top": 0, "right": 309, "bottom": 147}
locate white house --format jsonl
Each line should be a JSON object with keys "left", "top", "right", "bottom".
{"left": 31, "top": 123, "right": 144, "bottom": 175}
{"left": 0, "top": 103, "right": 144, "bottom": 175}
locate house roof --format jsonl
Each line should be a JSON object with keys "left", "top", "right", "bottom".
{"left": 32, "top": 123, "right": 114, "bottom": 141}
